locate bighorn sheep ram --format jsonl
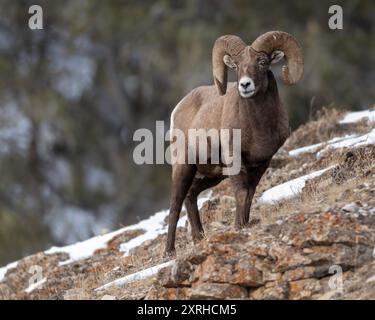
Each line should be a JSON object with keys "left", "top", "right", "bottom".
{"left": 166, "top": 31, "right": 303, "bottom": 254}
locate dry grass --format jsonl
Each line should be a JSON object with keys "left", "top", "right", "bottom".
{"left": 253, "top": 145, "right": 375, "bottom": 225}
{"left": 284, "top": 106, "right": 375, "bottom": 151}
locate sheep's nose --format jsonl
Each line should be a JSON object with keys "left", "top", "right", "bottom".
{"left": 240, "top": 81, "right": 251, "bottom": 89}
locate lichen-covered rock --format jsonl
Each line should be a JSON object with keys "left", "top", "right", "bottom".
{"left": 189, "top": 283, "right": 248, "bottom": 300}
{"left": 249, "top": 282, "right": 289, "bottom": 300}
{"left": 289, "top": 278, "right": 326, "bottom": 300}
{"left": 171, "top": 260, "right": 196, "bottom": 285}
{"left": 150, "top": 208, "right": 375, "bottom": 300}
{"left": 279, "top": 211, "right": 375, "bottom": 248}
{"left": 145, "top": 286, "right": 189, "bottom": 300}
{"left": 194, "top": 255, "right": 263, "bottom": 287}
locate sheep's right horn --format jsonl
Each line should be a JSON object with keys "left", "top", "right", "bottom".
{"left": 251, "top": 31, "right": 304, "bottom": 85}
{"left": 212, "top": 35, "right": 246, "bottom": 95}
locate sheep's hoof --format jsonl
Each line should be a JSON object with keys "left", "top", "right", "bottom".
{"left": 192, "top": 238, "right": 203, "bottom": 245}
{"left": 238, "top": 219, "right": 260, "bottom": 229}
{"left": 248, "top": 218, "right": 261, "bottom": 227}
{"left": 192, "top": 233, "right": 204, "bottom": 243}
{"left": 164, "top": 248, "right": 176, "bottom": 258}
{"left": 234, "top": 223, "right": 248, "bottom": 230}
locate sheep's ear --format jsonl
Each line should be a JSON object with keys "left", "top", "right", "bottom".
{"left": 223, "top": 55, "right": 237, "bottom": 69}
{"left": 270, "top": 50, "right": 284, "bottom": 64}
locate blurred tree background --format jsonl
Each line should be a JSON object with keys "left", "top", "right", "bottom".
{"left": 0, "top": 0, "right": 374, "bottom": 264}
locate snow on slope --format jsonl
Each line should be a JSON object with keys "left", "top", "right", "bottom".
{"left": 289, "top": 109, "right": 375, "bottom": 158}
{"left": 45, "top": 193, "right": 212, "bottom": 264}
{"left": 95, "top": 260, "right": 175, "bottom": 291}
{"left": 120, "top": 193, "right": 212, "bottom": 255}
{"left": 259, "top": 167, "right": 333, "bottom": 204}
{"left": 46, "top": 224, "right": 136, "bottom": 265}
{"left": 317, "top": 128, "right": 375, "bottom": 158}
{"left": 288, "top": 134, "right": 357, "bottom": 157}
{"left": 0, "top": 261, "right": 18, "bottom": 282}
{"left": 118, "top": 209, "right": 169, "bottom": 257}
{"left": 264, "top": 109, "right": 375, "bottom": 203}
{"left": 25, "top": 278, "right": 47, "bottom": 293}
{"left": 339, "top": 109, "right": 375, "bottom": 124}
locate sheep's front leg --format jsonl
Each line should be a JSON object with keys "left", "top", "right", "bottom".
{"left": 244, "top": 160, "right": 270, "bottom": 222}
{"left": 230, "top": 171, "right": 251, "bottom": 229}
{"left": 185, "top": 176, "right": 223, "bottom": 241}
{"left": 166, "top": 164, "right": 196, "bottom": 255}
{"left": 230, "top": 160, "right": 270, "bottom": 227}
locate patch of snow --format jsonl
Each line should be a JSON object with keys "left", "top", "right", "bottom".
{"left": 288, "top": 134, "right": 357, "bottom": 157}
{"left": 317, "top": 128, "right": 375, "bottom": 158}
{"left": 101, "top": 294, "right": 116, "bottom": 300}
{"left": 289, "top": 108, "right": 375, "bottom": 158}
{"left": 339, "top": 109, "right": 375, "bottom": 124}
{"left": 95, "top": 260, "right": 175, "bottom": 291}
{"left": 46, "top": 224, "right": 134, "bottom": 264}
{"left": 198, "top": 193, "right": 212, "bottom": 208}
{"left": 119, "top": 209, "right": 170, "bottom": 256}
{"left": 0, "top": 261, "right": 18, "bottom": 282}
{"left": 25, "top": 278, "right": 47, "bottom": 293}
{"left": 120, "top": 192, "right": 211, "bottom": 256}
{"left": 288, "top": 141, "right": 326, "bottom": 157}
{"left": 46, "top": 192, "right": 212, "bottom": 264}
{"left": 366, "top": 275, "right": 375, "bottom": 283}
{"left": 177, "top": 215, "right": 188, "bottom": 228}
{"left": 258, "top": 167, "right": 333, "bottom": 204}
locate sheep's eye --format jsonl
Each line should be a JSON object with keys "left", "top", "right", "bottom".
{"left": 258, "top": 59, "right": 267, "bottom": 67}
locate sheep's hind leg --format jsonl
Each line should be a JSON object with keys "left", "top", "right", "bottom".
{"left": 185, "top": 176, "right": 223, "bottom": 242}
{"left": 166, "top": 164, "right": 196, "bottom": 255}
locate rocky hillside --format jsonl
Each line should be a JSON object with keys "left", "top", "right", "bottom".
{"left": 1, "top": 107, "right": 374, "bottom": 300}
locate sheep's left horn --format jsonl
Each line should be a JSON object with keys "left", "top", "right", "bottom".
{"left": 251, "top": 31, "right": 304, "bottom": 85}
{"left": 212, "top": 35, "right": 247, "bottom": 95}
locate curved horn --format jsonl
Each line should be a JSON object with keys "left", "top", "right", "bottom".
{"left": 251, "top": 31, "right": 304, "bottom": 85}
{"left": 212, "top": 35, "right": 246, "bottom": 95}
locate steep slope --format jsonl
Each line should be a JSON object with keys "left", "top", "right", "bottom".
{"left": 0, "top": 107, "right": 374, "bottom": 300}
